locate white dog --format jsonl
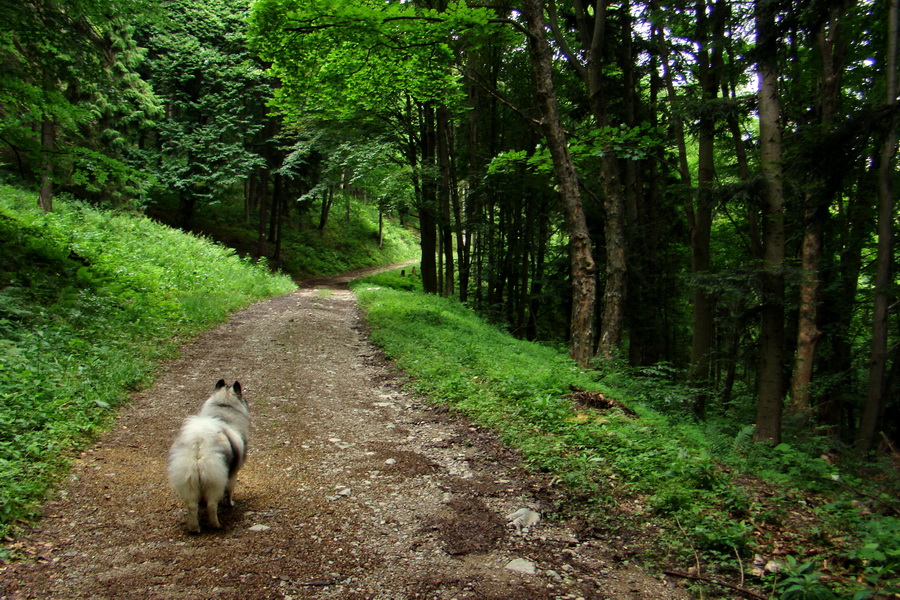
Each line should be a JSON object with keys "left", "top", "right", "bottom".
{"left": 168, "top": 380, "right": 249, "bottom": 532}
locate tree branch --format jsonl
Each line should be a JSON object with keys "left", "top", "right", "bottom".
{"left": 663, "top": 570, "right": 768, "bottom": 600}
{"left": 460, "top": 69, "right": 542, "bottom": 132}
{"left": 546, "top": 0, "right": 587, "bottom": 80}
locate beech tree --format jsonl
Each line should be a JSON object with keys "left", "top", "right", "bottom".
{"left": 752, "top": 0, "right": 786, "bottom": 444}
{"left": 858, "top": 0, "right": 899, "bottom": 454}
{"left": 521, "top": 0, "right": 597, "bottom": 367}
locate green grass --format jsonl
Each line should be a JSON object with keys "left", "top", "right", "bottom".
{"left": 0, "top": 185, "right": 296, "bottom": 544}
{"left": 352, "top": 272, "right": 900, "bottom": 599}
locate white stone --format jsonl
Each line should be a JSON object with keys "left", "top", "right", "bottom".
{"left": 507, "top": 508, "right": 541, "bottom": 533}
{"left": 505, "top": 558, "right": 536, "bottom": 574}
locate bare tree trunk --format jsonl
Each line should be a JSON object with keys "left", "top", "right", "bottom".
{"left": 256, "top": 169, "right": 270, "bottom": 257}
{"left": 754, "top": 0, "right": 787, "bottom": 444}
{"left": 688, "top": 0, "right": 726, "bottom": 417}
{"left": 438, "top": 105, "right": 455, "bottom": 297}
{"left": 790, "top": 205, "right": 823, "bottom": 414}
{"left": 522, "top": 0, "right": 597, "bottom": 367}
{"left": 790, "top": 11, "right": 845, "bottom": 415}
{"left": 446, "top": 109, "right": 467, "bottom": 303}
{"left": 274, "top": 178, "right": 285, "bottom": 263}
{"left": 545, "top": 0, "right": 621, "bottom": 358}
{"left": 38, "top": 116, "right": 55, "bottom": 212}
{"left": 244, "top": 176, "right": 254, "bottom": 223}
{"left": 419, "top": 101, "right": 439, "bottom": 295}
{"left": 378, "top": 209, "right": 384, "bottom": 249}
{"left": 858, "top": 0, "right": 898, "bottom": 453}
{"left": 268, "top": 172, "right": 281, "bottom": 243}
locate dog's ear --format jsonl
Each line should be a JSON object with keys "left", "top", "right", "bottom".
{"left": 232, "top": 381, "right": 242, "bottom": 396}
{"left": 215, "top": 379, "right": 226, "bottom": 390}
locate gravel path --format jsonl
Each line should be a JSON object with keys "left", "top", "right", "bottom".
{"left": 0, "top": 267, "right": 689, "bottom": 599}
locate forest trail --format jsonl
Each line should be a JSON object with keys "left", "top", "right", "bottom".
{"left": 0, "top": 265, "right": 688, "bottom": 600}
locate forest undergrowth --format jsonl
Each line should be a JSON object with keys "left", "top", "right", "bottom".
{"left": 353, "top": 269, "right": 900, "bottom": 600}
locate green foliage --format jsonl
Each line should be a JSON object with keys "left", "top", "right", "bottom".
{"left": 776, "top": 556, "right": 838, "bottom": 600}
{"left": 573, "top": 122, "right": 663, "bottom": 162}
{"left": 0, "top": 184, "right": 295, "bottom": 544}
{"left": 138, "top": 0, "right": 268, "bottom": 223}
{"left": 844, "top": 517, "right": 900, "bottom": 597}
{"left": 249, "top": 0, "right": 499, "bottom": 121}
{"left": 0, "top": 0, "right": 161, "bottom": 204}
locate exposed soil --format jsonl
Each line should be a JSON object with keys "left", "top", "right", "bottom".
{"left": 0, "top": 264, "right": 691, "bottom": 600}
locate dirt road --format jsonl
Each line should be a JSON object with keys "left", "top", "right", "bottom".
{"left": 0, "top": 267, "right": 689, "bottom": 599}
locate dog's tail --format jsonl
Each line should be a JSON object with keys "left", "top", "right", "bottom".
{"left": 167, "top": 416, "right": 233, "bottom": 506}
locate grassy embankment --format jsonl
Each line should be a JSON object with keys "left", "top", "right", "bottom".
{"left": 352, "top": 270, "right": 900, "bottom": 600}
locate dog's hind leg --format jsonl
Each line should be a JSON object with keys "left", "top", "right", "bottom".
{"left": 204, "top": 487, "right": 225, "bottom": 529}
{"left": 185, "top": 500, "right": 201, "bottom": 533}
{"left": 224, "top": 475, "right": 238, "bottom": 507}
{"left": 206, "top": 501, "right": 221, "bottom": 529}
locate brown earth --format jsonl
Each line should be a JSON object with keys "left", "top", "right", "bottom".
{"left": 0, "top": 264, "right": 691, "bottom": 600}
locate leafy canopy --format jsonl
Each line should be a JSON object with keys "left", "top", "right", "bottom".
{"left": 248, "top": 0, "right": 499, "bottom": 123}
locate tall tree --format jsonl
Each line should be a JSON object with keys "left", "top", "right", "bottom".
{"left": 522, "top": 0, "right": 597, "bottom": 367}
{"left": 544, "top": 0, "right": 626, "bottom": 357}
{"left": 788, "top": 6, "right": 848, "bottom": 416}
{"left": 688, "top": 0, "right": 727, "bottom": 416}
{"left": 753, "top": 0, "right": 787, "bottom": 443}
{"left": 858, "top": 0, "right": 899, "bottom": 453}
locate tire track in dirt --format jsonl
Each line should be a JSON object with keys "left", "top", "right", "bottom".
{"left": 1, "top": 267, "right": 689, "bottom": 599}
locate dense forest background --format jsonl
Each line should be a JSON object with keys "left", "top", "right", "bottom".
{"left": 2, "top": 0, "right": 897, "bottom": 454}
{"left": 2, "top": 1, "right": 900, "bottom": 596}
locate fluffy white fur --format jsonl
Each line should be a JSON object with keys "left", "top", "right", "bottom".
{"left": 168, "top": 380, "right": 248, "bottom": 533}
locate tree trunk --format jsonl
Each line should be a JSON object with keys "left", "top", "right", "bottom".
{"left": 256, "top": 169, "right": 270, "bottom": 257}
{"left": 522, "top": 0, "right": 597, "bottom": 367}
{"left": 858, "top": 0, "right": 898, "bottom": 453}
{"left": 419, "top": 102, "right": 439, "bottom": 295}
{"left": 268, "top": 172, "right": 281, "bottom": 244}
{"left": 754, "top": 0, "right": 786, "bottom": 444}
{"left": 789, "top": 206, "right": 823, "bottom": 414}
{"left": 544, "top": 0, "right": 621, "bottom": 358}
{"left": 688, "top": 0, "right": 726, "bottom": 416}
{"left": 790, "top": 10, "right": 845, "bottom": 416}
{"left": 437, "top": 105, "right": 455, "bottom": 297}
{"left": 378, "top": 209, "right": 384, "bottom": 249}
{"left": 447, "top": 108, "right": 467, "bottom": 303}
{"left": 318, "top": 187, "right": 332, "bottom": 232}
{"left": 38, "top": 116, "right": 55, "bottom": 212}
{"left": 244, "top": 175, "right": 254, "bottom": 223}
{"left": 273, "top": 173, "right": 284, "bottom": 262}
